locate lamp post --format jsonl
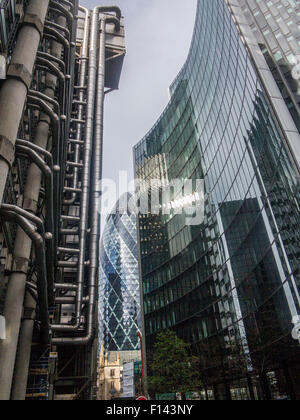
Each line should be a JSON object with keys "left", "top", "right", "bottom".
{"left": 137, "top": 331, "right": 145, "bottom": 395}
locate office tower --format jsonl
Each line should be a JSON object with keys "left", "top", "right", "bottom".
{"left": 236, "top": 0, "right": 300, "bottom": 131}
{"left": 134, "top": 0, "right": 300, "bottom": 400}
{"left": 99, "top": 193, "right": 141, "bottom": 353}
{"left": 98, "top": 193, "right": 141, "bottom": 400}
{"left": 0, "top": 1, "right": 125, "bottom": 400}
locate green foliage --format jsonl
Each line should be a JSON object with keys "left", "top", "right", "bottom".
{"left": 148, "top": 330, "right": 202, "bottom": 396}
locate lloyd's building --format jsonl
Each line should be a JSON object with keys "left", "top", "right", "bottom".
{"left": 0, "top": 1, "right": 125, "bottom": 400}
{"left": 134, "top": 0, "right": 300, "bottom": 400}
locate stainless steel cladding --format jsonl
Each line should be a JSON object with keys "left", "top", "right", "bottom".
{"left": 0, "top": 1, "right": 125, "bottom": 400}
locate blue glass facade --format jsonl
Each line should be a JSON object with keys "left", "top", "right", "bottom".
{"left": 99, "top": 193, "right": 141, "bottom": 352}
{"left": 134, "top": 0, "right": 300, "bottom": 399}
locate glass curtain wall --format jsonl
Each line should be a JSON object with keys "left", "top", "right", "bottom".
{"left": 134, "top": 0, "right": 300, "bottom": 400}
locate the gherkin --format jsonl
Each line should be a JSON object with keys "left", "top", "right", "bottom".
{"left": 99, "top": 193, "right": 141, "bottom": 351}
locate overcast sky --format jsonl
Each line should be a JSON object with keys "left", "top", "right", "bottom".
{"left": 80, "top": 0, "right": 197, "bottom": 230}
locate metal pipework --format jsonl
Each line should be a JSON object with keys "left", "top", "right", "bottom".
{"left": 25, "top": 91, "right": 60, "bottom": 238}
{"left": 14, "top": 145, "right": 55, "bottom": 303}
{"left": 0, "top": 209, "right": 50, "bottom": 343}
{"left": 43, "top": 25, "right": 70, "bottom": 70}
{"left": 52, "top": 5, "right": 99, "bottom": 333}
{"left": 16, "top": 139, "right": 53, "bottom": 163}
{"left": 27, "top": 95, "right": 60, "bottom": 164}
{"left": 11, "top": 276, "right": 40, "bottom": 400}
{"left": 62, "top": 1, "right": 79, "bottom": 201}
{"left": 39, "top": 19, "right": 70, "bottom": 142}
{"left": 61, "top": 215, "right": 80, "bottom": 222}
{"left": 57, "top": 0, "right": 75, "bottom": 13}
{"left": 37, "top": 51, "right": 66, "bottom": 74}
{"left": 55, "top": 284, "right": 78, "bottom": 291}
{"left": 78, "top": 15, "right": 108, "bottom": 343}
{"left": 28, "top": 90, "right": 61, "bottom": 115}
{"left": 45, "top": 20, "right": 71, "bottom": 41}
{"left": 52, "top": 7, "right": 121, "bottom": 344}
{"left": 35, "top": 56, "right": 66, "bottom": 104}
{"left": 41, "top": 14, "right": 74, "bottom": 199}
{"left": 11, "top": 289, "right": 37, "bottom": 401}
{"left": 57, "top": 260, "right": 78, "bottom": 268}
{"left": 26, "top": 96, "right": 61, "bottom": 248}
{"left": 0, "top": 0, "right": 50, "bottom": 203}
{"left": 16, "top": 140, "right": 56, "bottom": 250}
{"left": 6, "top": 13, "right": 69, "bottom": 400}
{"left": 58, "top": 247, "right": 80, "bottom": 255}
{"left": 0, "top": 204, "right": 47, "bottom": 242}
{"left": 49, "top": 0, "right": 74, "bottom": 42}
{"left": 55, "top": 296, "right": 89, "bottom": 304}
{"left": 64, "top": 186, "right": 82, "bottom": 193}
{"left": 52, "top": 6, "right": 120, "bottom": 334}
{"left": 60, "top": 228, "right": 79, "bottom": 235}
{"left": 64, "top": 6, "right": 90, "bottom": 206}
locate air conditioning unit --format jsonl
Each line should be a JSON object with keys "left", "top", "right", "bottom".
{"left": 0, "top": 315, "right": 6, "bottom": 340}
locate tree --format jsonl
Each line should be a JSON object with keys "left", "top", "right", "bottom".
{"left": 148, "top": 330, "right": 202, "bottom": 399}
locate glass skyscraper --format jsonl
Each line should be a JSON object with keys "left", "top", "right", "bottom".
{"left": 134, "top": 0, "right": 300, "bottom": 400}
{"left": 99, "top": 193, "right": 141, "bottom": 352}
{"left": 238, "top": 0, "right": 300, "bottom": 131}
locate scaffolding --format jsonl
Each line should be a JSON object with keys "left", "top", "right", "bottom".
{"left": 26, "top": 353, "right": 50, "bottom": 400}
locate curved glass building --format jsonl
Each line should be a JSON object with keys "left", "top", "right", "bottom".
{"left": 99, "top": 193, "right": 141, "bottom": 352}
{"left": 134, "top": 0, "right": 300, "bottom": 400}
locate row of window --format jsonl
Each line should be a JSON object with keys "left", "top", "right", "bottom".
{"left": 135, "top": 0, "right": 300, "bottom": 378}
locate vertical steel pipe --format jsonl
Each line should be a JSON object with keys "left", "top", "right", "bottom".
{"left": 52, "top": 7, "right": 121, "bottom": 343}
{"left": 0, "top": 0, "right": 50, "bottom": 203}
{"left": 64, "top": 6, "right": 90, "bottom": 205}
{"left": 1, "top": 13, "right": 67, "bottom": 401}
{"left": 10, "top": 291, "right": 37, "bottom": 401}
{"left": 52, "top": 6, "right": 102, "bottom": 333}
